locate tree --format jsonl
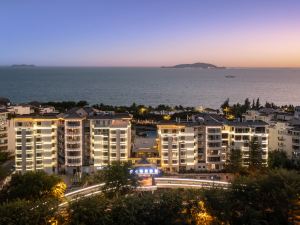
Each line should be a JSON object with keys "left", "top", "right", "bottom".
{"left": 255, "top": 98, "right": 261, "bottom": 109}
{"left": 268, "top": 150, "right": 290, "bottom": 169}
{"left": 248, "top": 138, "right": 263, "bottom": 169}
{"left": 244, "top": 98, "right": 251, "bottom": 111}
{"left": 94, "top": 162, "right": 139, "bottom": 198}
{"left": 221, "top": 98, "right": 230, "bottom": 111}
{"left": 226, "top": 148, "right": 242, "bottom": 173}
{"left": 0, "top": 198, "right": 61, "bottom": 225}
{"left": 228, "top": 169, "right": 300, "bottom": 225}
{"left": 69, "top": 195, "right": 110, "bottom": 225}
{"left": 0, "top": 171, "right": 66, "bottom": 201}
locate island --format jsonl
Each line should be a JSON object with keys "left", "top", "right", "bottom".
{"left": 11, "top": 64, "right": 36, "bottom": 68}
{"left": 161, "top": 62, "right": 226, "bottom": 69}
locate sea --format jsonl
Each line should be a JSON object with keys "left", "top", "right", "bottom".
{"left": 0, "top": 67, "right": 299, "bottom": 109}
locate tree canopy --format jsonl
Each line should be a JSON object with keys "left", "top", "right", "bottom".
{"left": 0, "top": 171, "right": 66, "bottom": 201}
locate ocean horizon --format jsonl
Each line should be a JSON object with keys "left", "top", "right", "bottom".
{"left": 1, "top": 67, "right": 300, "bottom": 108}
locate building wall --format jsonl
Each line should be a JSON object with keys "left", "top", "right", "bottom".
{"left": 90, "top": 118, "right": 131, "bottom": 171}
{"left": 64, "top": 119, "right": 84, "bottom": 174}
{"left": 158, "top": 124, "right": 226, "bottom": 172}
{"left": 0, "top": 112, "right": 8, "bottom": 152}
{"left": 223, "top": 124, "right": 268, "bottom": 166}
{"left": 14, "top": 118, "right": 58, "bottom": 174}
{"left": 268, "top": 122, "right": 293, "bottom": 157}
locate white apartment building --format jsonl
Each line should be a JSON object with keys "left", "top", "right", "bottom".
{"left": 14, "top": 115, "right": 58, "bottom": 174}
{"left": 0, "top": 110, "right": 9, "bottom": 152}
{"left": 157, "top": 123, "right": 196, "bottom": 172}
{"left": 7, "top": 105, "right": 35, "bottom": 115}
{"left": 90, "top": 114, "right": 132, "bottom": 171}
{"left": 192, "top": 114, "right": 227, "bottom": 171}
{"left": 291, "top": 127, "right": 300, "bottom": 158}
{"left": 268, "top": 121, "right": 293, "bottom": 157}
{"left": 64, "top": 115, "right": 85, "bottom": 174}
{"left": 242, "top": 110, "right": 275, "bottom": 123}
{"left": 222, "top": 121, "right": 269, "bottom": 166}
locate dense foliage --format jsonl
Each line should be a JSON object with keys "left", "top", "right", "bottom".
{"left": 90, "top": 162, "right": 139, "bottom": 198}
{"left": 0, "top": 171, "right": 66, "bottom": 201}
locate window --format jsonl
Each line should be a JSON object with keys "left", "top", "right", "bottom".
{"left": 120, "top": 153, "right": 126, "bottom": 157}
{"left": 111, "top": 153, "right": 116, "bottom": 157}
{"left": 163, "top": 137, "right": 169, "bottom": 141}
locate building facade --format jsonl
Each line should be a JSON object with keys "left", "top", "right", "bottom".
{"left": 14, "top": 116, "right": 59, "bottom": 174}
{"left": 222, "top": 121, "right": 269, "bottom": 166}
{"left": 0, "top": 110, "right": 9, "bottom": 152}
{"left": 90, "top": 114, "right": 132, "bottom": 171}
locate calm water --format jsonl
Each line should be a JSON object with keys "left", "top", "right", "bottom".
{"left": 0, "top": 67, "right": 299, "bottom": 108}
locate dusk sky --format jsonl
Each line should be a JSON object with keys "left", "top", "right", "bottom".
{"left": 1, "top": 0, "right": 300, "bottom": 67}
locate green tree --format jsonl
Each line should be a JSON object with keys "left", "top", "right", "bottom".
{"left": 228, "top": 169, "right": 300, "bottom": 225}
{"left": 226, "top": 148, "right": 242, "bottom": 173}
{"left": 0, "top": 198, "right": 60, "bottom": 225}
{"left": 69, "top": 195, "right": 110, "bottom": 225}
{"left": 255, "top": 98, "right": 261, "bottom": 109}
{"left": 248, "top": 138, "right": 263, "bottom": 169}
{"left": 94, "top": 162, "right": 139, "bottom": 198}
{"left": 221, "top": 98, "right": 230, "bottom": 110}
{"left": 0, "top": 171, "right": 65, "bottom": 201}
{"left": 268, "top": 150, "right": 290, "bottom": 169}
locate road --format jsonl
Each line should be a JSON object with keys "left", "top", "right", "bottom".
{"left": 61, "top": 177, "right": 230, "bottom": 206}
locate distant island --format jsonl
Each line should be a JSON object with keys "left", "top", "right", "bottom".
{"left": 161, "top": 62, "right": 226, "bottom": 69}
{"left": 11, "top": 64, "right": 36, "bottom": 68}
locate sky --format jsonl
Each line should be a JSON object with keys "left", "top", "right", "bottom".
{"left": 0, "top": 0, "right": 300, "bottom": 67}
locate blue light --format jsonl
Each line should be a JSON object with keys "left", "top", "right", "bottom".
{"left": 139, "top": 169, "right": 143, "bottom": 174}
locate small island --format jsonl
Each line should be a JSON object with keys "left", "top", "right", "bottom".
{"left": 11, "top": 64, "right": 36, "bottom": 68}
{"left": 161, "top": 62, "right": 226, "bottom": 69}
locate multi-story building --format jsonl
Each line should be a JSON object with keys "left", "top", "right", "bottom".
{"left": 222, "top": 121, "right": 269, "bottom": 166}
{"left": 268, "top": 121, "right": 293, "bottom": 157}
{"left": 12, "top": 107, "right": 133, "bottom": 175}
{"left": 157, "top": 123, "right": 196, "bottom": 172}
{"left": 199, "top": 124, "right": 225, "bottom": 170}
{"left": 291, "top": 127, "right": 300, "bottom": 158}
{"left": 14, "top": 115, "right": 59, "bottom": 174}
{"left": 63, "top": 114, "right": 85, "bottom": 174}
{"left": 90, "top": 114, "right": 132, "bottom": 171}
{"left": 7, "top": 104, "right": 35, "bottom": 115}
{"left": 0, "top": 109, "right": 9, "bottom": 152}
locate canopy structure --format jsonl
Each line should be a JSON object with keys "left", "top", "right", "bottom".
{"left": 130, "top": 156, "right": 159, "bottom": 176}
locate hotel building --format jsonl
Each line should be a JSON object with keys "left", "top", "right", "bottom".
{"left": 157, "top": 123, "right": 196, "bottom": 172}
{"left": 14, "top": 115, "right": 59, "bottom": 174}
{"left": 0, "top": 110, "right": 9, "bottom": 152}
{"left": 222, "top": 121, "right": 269, "bottom": 166}
{"left": 90, "top": 114, "right": 132, "bottom": 171}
